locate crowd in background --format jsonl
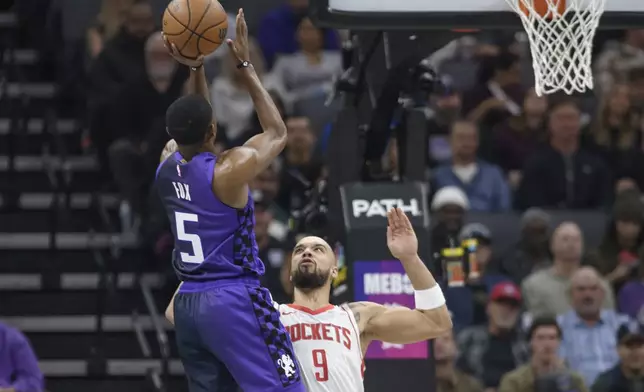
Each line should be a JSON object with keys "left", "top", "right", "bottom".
{"left": 4, "top": 0, "right": 644, "bottom": 391}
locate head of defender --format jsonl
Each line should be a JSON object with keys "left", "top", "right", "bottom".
{"left": 165, "top": 95, "right": 217, "bottom": 154}
{"left": 290, "top": 236, "right": 337, "bottom": 291}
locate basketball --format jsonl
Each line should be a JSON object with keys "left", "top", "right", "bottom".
{"left": 162, "top": 0, "right": 229, "bottom": 59}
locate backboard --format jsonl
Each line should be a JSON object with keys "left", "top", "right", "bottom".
{"left": 310, "top": 0, "right": 644, "bottom": 30}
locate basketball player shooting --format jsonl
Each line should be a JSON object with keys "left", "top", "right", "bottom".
{"left": 156, "top": 9, "right": 305, "bottom": 392}
{"left": 167, "top": 208, "right": 452, "bottom": 391}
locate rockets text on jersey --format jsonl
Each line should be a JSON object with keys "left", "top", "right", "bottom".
{"left": 279, "top": 304, "right": 365, "bottom": 392}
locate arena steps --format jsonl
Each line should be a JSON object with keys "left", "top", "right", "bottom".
{"left": 0, "top": 10, "right": 187, "bottom": 390}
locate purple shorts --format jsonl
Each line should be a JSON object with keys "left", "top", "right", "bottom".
{"left": 174, "top": 278, "right": 305, "bottom": 392}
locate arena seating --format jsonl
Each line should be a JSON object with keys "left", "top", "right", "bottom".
{"left": 0, "top": 10, "right": 187, "bottom": 392}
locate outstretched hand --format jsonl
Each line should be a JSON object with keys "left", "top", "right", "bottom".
{"left": 386, "top": 208, "right": 418, "bottom": 261}
{"left": 162, "top": 34, "right": 204, "bottom": 68}
{"left": 226, "top": 8, "right": 250, "bottom": 64}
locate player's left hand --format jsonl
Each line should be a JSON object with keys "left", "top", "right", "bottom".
{"left": 386, "top": 207, "right": 418, "bottom": 260}
{"left": 162, "top": 34, "right": 204, "bottom": 68}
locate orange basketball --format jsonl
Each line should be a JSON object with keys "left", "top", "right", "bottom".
{"left": 162, "top": 0, "right": 229, "bottom": 60}
{"left": 519, "top": 0, "right": 566, "bottom": 18}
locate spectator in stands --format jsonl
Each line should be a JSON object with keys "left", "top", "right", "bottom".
{"left": 269, "top": 18, "right": 342, "bottom": 110}
{"left": 108, "top": 32, "right": 188, "bottom": 222}
{"left": 430, "top": 186, "right": 469, "bottom": 279}
{"left": 445, "top": 223, "right": 512, "bottom": 330}
{"left": 589, "top": 84, "right": 644, "bottom": 187}
{"left": 595, "top": 29, "right": 644, "bottom": 94}
{"left": 250, "top": 165, "right": 289, "bottom": 222}
{"left": 618, "top": 262, "right": 644, "bottom": 321}
{"left": 239, "top": 90, "right": 288, "bottom": 147}
{"left": 211, "top": 39, "right": 280, "bottom": 145}
{"left": 426, "top": 77, "right": 463, "bottom": 168}
{"left": 464, "top": 51, "right": 523, "bottom": 130}
{"left": 629, "top": 67, "right": 644, "bottom": 115}
{"left": 86, "top": 0, "right": 135, "bottom": 59}
{"left": 276, "top": 117, "right": 324, "bottom": 213}
{"left": 590, "top": 192, "right": 644, "bottom": 292}
{"left": 492, "top": 87, "right": 548, "bottom": 189}
{"left": 257, "top": 0, "right": 339, "bottom": 68}
{"left": 523, "top": 222, "right": 615, "bottom": 317}
{"left": 435, "top": 329, "right": 484, "bottom": 392}
{"left": 255, "top": 197, "right": 291, "bottom": 304}
{"left": 432, "top": 120, "right": 511, "bottom": 212}
{"left": 382, "top": 137, "right": 400, "bottom": 181}
{"left": 87, "top": 0, "right": 155, "bottom": 173}
{"left": 498, "top": 208, "right": 552, "bottom": 284}
{"left": 516, "top": 98, "right": 611, "bottom": 210}
{"left": 0, "top": 322, "right": 43, "bottom": 392}
{"left": 591, "top": 323, "right": 644, "bottom": 392}
{"left": 558, "top": 267, "right": 633, "bottom": 386}
{"left": 499, "top": 317, "right": 587, "bottom": 392}
{"left": 456, "top": 282, "right": 529, "bottom": 390}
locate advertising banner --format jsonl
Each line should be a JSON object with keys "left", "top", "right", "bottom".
{"left": 353, "top": 260, "right": 429, "bottom": 359}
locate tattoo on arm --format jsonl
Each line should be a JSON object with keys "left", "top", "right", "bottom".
{"left": 348, "top": 302, "right": 367, "bottom": 324}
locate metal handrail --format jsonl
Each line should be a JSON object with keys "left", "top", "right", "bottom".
{"left": 136, "top": 276, "right": 171, "bottom": 391}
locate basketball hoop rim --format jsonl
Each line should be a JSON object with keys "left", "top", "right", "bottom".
{"left": 310, "top": 0, "right": 644, "bottom": 30}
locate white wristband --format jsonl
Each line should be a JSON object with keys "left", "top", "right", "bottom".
{"left": 414, "top": 285, "right": 446, "bottom": 310}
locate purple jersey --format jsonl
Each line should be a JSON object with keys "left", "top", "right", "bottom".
{"left": 155, "top": 151, "right": 265, "bottom": 282}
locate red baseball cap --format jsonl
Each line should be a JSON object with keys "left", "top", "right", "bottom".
{"left": 489, "top": 282, "right": 522, "bottom": 303}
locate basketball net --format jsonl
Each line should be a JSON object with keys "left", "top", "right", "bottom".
{"left": 506, "top": 0, "right": 606, "bottom": 96}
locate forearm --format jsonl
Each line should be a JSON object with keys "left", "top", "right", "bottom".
{"left": 241, "top": 67, "right": 286, "bottom": 139}
{"left": 189, "top": 66, "right": 210, "bottom": 104}
{"left": 399, "top": 255, "right": 437, "bottom": 290}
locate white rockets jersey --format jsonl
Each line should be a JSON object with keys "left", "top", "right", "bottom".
{"left": 278, "top": 303, "right": 365, "bottom": 392}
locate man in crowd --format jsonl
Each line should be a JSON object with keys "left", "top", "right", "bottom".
{"left": 445, "top": 223, "right": 512, "bottom": 331}
{"left": 516, "top": 98, "right": 611, "bottom": 210}
{"left": 522, "top": 222, "right": 615, "bottom": 317}
{"left": 430, "top": 186, "right": 470, "bottom": 280}
{"left": 457, "top": 282, "right": 529, "bottom": 391}
{"left": 277, "top": 117, "right": 324, "bottom": 214}
{"left": 432, "top": 120, "right": 510, "bottom": 212}
{"left": 498, "top": 208, "right": 552, "bottom": 284}
{"left": 435, "top": 329, "right": 484, "bottom": 392}
{"left": 591, "top": 323, "right": 644, "bottom": 392}
{"left": 558, "top": 267, "right": 632, "bottom": 387}
{"left": 499, "top": 317, "right": 587, "bottom": 392}
{"left": 0, "top": 322, "right": 43, "bottom": 392}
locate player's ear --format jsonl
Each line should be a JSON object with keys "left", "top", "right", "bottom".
{"left": 330, "top": 265, "right": 338, "bottom": 279}
{"left": 207, "top": 123, "right": 217, "bottom": 143}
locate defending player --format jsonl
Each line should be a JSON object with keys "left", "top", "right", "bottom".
{"left": 156, "top": 9, "right": 305, "bottom": 392}
{"left": 167, "top": 208, "right": 452, "bottom": 391}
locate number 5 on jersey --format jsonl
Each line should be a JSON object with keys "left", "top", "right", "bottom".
{"left": 174, "top": 212, "right": 204, "bottom": 263}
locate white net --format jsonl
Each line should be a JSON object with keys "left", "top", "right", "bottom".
{"left": 505, "top": 0, "right": 607, "bottom": 96}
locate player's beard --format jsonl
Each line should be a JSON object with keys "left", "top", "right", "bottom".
{"left": 291, "top": 267, "right": 330, "bottom": 290}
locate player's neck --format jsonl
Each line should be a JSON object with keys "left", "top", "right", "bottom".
{"left": 293, "top": 288, "right": 331, "bottom": 310}
{"left": 178, "top": 145, "right": 214, "bottom": 161}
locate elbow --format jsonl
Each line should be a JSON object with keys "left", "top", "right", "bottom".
{"left": 435, "top": 306, "right": 453, "bottom": 334}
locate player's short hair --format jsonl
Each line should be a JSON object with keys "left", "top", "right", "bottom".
{"left": 166, "top": 95, "right": 213, "bottom": 145}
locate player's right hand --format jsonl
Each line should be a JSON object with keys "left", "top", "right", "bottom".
{"left": 162, "top": 34, "right": 204, "bottom": 68}
{"left": 226, "top": 8, "right": 250, "bottom": 64}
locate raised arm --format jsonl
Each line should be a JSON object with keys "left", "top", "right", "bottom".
{"left": 351, "top": 208, "right": 452, "bottom": 345}
{"left": 214, "top": 9, "right": 287, "bottom": 187}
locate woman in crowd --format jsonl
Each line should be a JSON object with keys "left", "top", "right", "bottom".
{"left": 210, "top": 38, "right": 281, "bottom": 145}
{"left": 590, "top": 191, "right": 644, "bottom": 293}
{"left": 589, "top": 84, "right": 644, "bottom": 186}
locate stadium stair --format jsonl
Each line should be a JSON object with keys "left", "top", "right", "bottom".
{"left": 0, "top": 10, "right": 186, "bottom": 392}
